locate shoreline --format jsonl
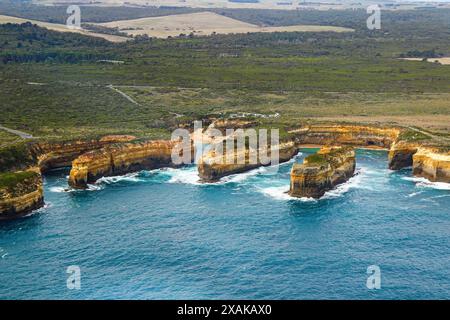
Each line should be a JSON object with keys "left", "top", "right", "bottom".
{"left": 297, "top": 144, "right": 388, "bottom": 151}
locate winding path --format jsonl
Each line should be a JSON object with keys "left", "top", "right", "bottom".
{"left": 0, "top": 125, "right": 33, "bottom": 139}
{"left": 107, "top": 85, "right": 140, "bottom": 106}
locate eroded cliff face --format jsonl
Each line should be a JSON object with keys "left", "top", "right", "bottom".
{"left": 198, "top": 141, "right": 298, "bottom": 182}
{"left": 289, "top": 146, "right": 356, "bottom": 199}
{"left": 0, "top": 169, "right": 43, "bottom": 220}
{"left": 388, "top": 141, "right": 418, "bottom": 170}
{"left": 388, "top": 142, "right": 450, "bottom": 182}
{"left": 1, "top": 123, "right": 448, "bottom": 221}
{"left": 0, "top": 135, "right": 136, "bottom": 219}
{"left": 413, "top": 147, "right": 450, "bottom": 182}
{"left": 36, "top": 135, "right": 136, "bottom": 172}
{"left": 69, "top": 140, "right": 181, "bottom": 189}
{"left": 290, "top": 125, "right": 400, "bottom": 149}
{"left": 288, "top": 125, "right": 450, "bottom": 183}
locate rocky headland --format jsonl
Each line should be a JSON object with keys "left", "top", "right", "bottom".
{"left": 69, "top": 140, "right": 183, "bottom": 189}
{"left": 389, "top": 141, "right": 450, "bottom": 182}
{"left": 0, "top": 169, "right": 43, "bottom": 220}
{"left": 0, "top": 135, "right": 138, "bottom": 220}
{"left": 1, "top": 123, "right": 449, "bottom": 220}
{"left": 412, "top": 147, "right": 450, "bottom": 182}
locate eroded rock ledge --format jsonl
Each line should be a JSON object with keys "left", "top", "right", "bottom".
{"left": 0, "top": 169, "right": 43, "bottom": 220}
{"left": 289, "top": 125, "right": 400, "bottom": 149}
{"left": 0, "top": 135, "right": 137, "bottom": 219}
{"left": 198, "top": 141, "right": 298, "bottom": 182}
{"left": 413, "top": 147, "right": 450, "bottom": 182}
{"left": 69, "top": 140, "right": 182, "bottom": 189}
{"left": 1, "top": 124, "right": 449, "bottom": 220}
{"left": 388, "top": 141, "right": 450, "bottom": 182}
{"left": 289, "top": 146, "right": 356, "bottom": 198}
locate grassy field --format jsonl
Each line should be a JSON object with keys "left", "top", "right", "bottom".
{"left": 0, "top": 7, "right": 450, "bottom": 146}
{"left": 0, "top": 130, "right": 21, "bottom": 147}
{"left": 97, "top": 12, "right": 353, "bottom": 38}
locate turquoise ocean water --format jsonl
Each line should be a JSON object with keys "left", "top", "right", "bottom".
{"left": 0, "top": 149, "right": 449, "bottom": 299}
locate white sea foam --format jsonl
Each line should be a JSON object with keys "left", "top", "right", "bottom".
{"left": 258, "top": 168, "right": 364, "bottom": 201}
{"left": 165, "top": 166, "right": 260, "bottom": 185}
{"left": 402, "top": 177, "right": 450, "bottom": 190}
{"left": 87, "top": 184, "right": 105, "bottom": 191}
{"left": 321, "top": 168, "right": 364, "bottom": 199}
{"left": 96, "top": 172, "right": 142, "bottom": 185}
{"left": 165, "top": 167, "right": 202, "bottom": 185}
{"left": 258, "top": 185, "right": 316, "bottom": 202}
{"left": 406, "top": 191, "right": 424, "bottom": 198}
{"left": 49, "top": 186, "right": 67, "bottom": 193}
{"left": 165, "top": 160, "right": 292, "bottom": 186}
{"left": 221, "top": 166, "right": 268, "bottom": 183}
{"left": 20, "top": 202, "right": 53, "bottom": 219}
{"left": 49, "top": 184, "right": 104, "bottom": 192}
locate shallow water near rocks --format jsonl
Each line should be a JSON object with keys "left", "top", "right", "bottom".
{"left": 0, "top": 149, "right": 449, "bottom": 299}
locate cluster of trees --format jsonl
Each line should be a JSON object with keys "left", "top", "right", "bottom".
{"left": 1, "top": 7, "right": 450, "bottom": 65}
{"left": 0, "top": 1, "right": 199, "bottom": 24}
{"left": 1, "top": 51, "right": 114, "bottom": 64}
{"left": 399, "top": 49, "right": 444, "bottom": 59}
{"left": 0, "top": 23, "right": 117, "bottom": 64}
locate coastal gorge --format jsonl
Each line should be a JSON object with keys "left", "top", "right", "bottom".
{"left": 1, "top": 123, "right": 449, "bottom": 220}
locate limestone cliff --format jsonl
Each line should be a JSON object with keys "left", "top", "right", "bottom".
{"left": 413, "top": 147, "right": 450, "bottom": 182}
{"left": 36, "top": 135, "right": 136, "bottom": 172}
{"left": 69, "top": 140, "right": 181, "bottom": 189}
{"left": 0, "top": 135, "right": 136, "bottom": 219}
{"left": 198, "top": 141, "right": 298, "bottom": 182}
{"left": 388, "top": 141, "right": 418, "bottom": 170}
{"left": 290, "top": 125, "right": 400, "bottom": 149}
{"left": 288, "top": 124, "right": 449, "bottom": 183}
{"left": 388, "top": 141, "right": 450, "bottom": 182}
{"left": 0, "top": 169, "right": 43, "bottom": 220}
{"left": 289, "top": 146, "right": 356, "bottom": 198}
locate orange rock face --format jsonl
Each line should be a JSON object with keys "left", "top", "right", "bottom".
{"left": 413, "top": 147, "right": 450, "bottom": 182}
{"left": 69, "top": 140, "right": 182, "bottom": 188}
{"left": 0, "top": 135, "right": 137, "bottom": 219}
{"left": 388, "top": 141, "right": 418, "bottom": 170}
{"left": 290, "top": 125, "right": 400, "bottom": 149}
{"left": 198, "top": 141, "right": 298, "bottom": 182}
{"left": 0, "top": 169, "right": 44, "bottom": 220}
{"left": 36, "top": 135, "right": 136, "bottom": 172}
{"left": 289, "top": 146, "right": 356, "bottom": 198}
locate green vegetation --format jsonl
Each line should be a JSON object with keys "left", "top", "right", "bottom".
{"left": 0, "top": 143, "right": 36, "bottom": 173}
{"left": 0, "top": 130, "right": 20, "bottom": 146}
{"left": 398, "top": 129, "right": 432, "bottom": 142}
{"left": 305, "top": 153, "right": 328, "bottom": 166}
{"left": 305, "top": 147, "right": 354, "bottom": 166}
{"left": 0, "top": 7, "right": 449, "bottom": 148}
{"left": 0, "top": 170, "right": 39, "bottom": 192}
{"left": 0, "top": 1, "right": 199, "bottom": 24}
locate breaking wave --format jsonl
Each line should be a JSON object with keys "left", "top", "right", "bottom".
{"left": 402, "top": 177, "right": 450, "bottom": 190}
{"left": 96, "top": 172, "right": 143, "bottom": 185}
